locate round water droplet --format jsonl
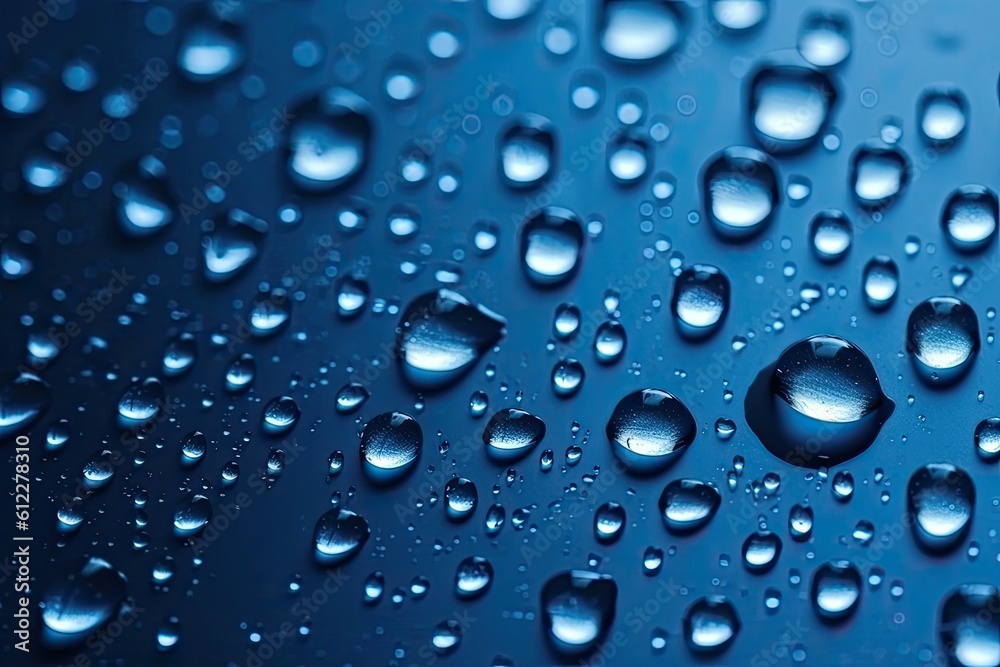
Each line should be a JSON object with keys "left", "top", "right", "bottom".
{"left": 702, "top": 147, "right": 779, "bottom": 240}
{"left": 483, "top": 408, "right": 546, "bottom": 462}
{"left": 941, "top": 185, "right": 998, "bottom": 253}
{"left": 364, "top": 572, "right": 385, "bottom": 604}
{"left": 554, "top": 303, "right": 581, "bottom": 339}
{"left": 810, "top": 560, "right": 861, "bottom": 621}
{"left": 541, "top": 570, "right": 618, "bottom": 655}
{"left": 599, "top": 0, "right": 685, "bottom": 62}
{"left": 594, "top": 320, "right": 626, "bottom": 364}
{"left": 499, "top": 114, "right": 555, "bottom": 188}
{"left": 262, "top": 396, "right": 300, "bottom": 435}
{"left": 432, "top": 619, "right": 463, "bottom": 655}
{"left": 608, "top": 139, "right": 649, "bottom": 184}
{"left": 335, "top": 382, "right": 369, "bottom": 414}
{"left": 117, "top": 377, "right": 165, "bottom": 427}
{"left": 360, "top": 412, "right": 422, "bottom": 485}
{"left": 850, "top": 141, "right": 909, "bottom": 207}
{"left": 156, "top": 617, "right": 181, "bottom": 651}
{"left": 788, "top": 504, "right": 814, "bottom": 541}
{"left": 671, "top": 264, "right": 730, "bottom": 339}
{"left": 39, "top": 557, "right": 127, "bottom": 648}
{"left": 162, "top": 333, "right": 197, "bottom": 377}
{"left": 797, "top": 11, "right": 851, "bottom": 67}
{"left": 173, "top": 494, "right": 212, "bottom": 537}
{"left": 862, "top": 255, "right": 899, "bottom": 311}
{"left": 659, "top": 479, "right": 721, "bottom": 534}
{"left": 202, "top": 209, "right": 268, "bottom": 282}
{"left": 336, "top": 275, "right": 369, "bottom": 318}
{"left": 594, "top": 501, "right": 626, "bottom": 543}
{"left": 114, "top": 158, "right": 176, "bottom": 239}
{"left": 745, "top": 335, "right": 894, "bottom": 467}
{"left": 520, "top": 207, "right": 585, "bottom": 286}
{"left": 906, "top": 296, "right": 979, "bottom": 386}
{"left": 285, "top": 88, "right": 372, "bottom": 192}
{"left": 938, "top": 584, "right": 1000, "bottom": 667}
{"left": 552, "top": 358, "right": 585, "bottom": 397}
{"left": 177, "top": 18, "right": 244, "bottom": 81}
{"left": 907, "top": 462, "right": 975, "bottom": 552}
{"left": 832, "top": 471, "right": 854, "bottom": 501}
{"left": 180, "top": 430, "right": 206, "bottom": 466}
{"left": 607, "top": 389, "right": 696, "bottom": 473}
{"left": 918, "top": 87, "right": 968, "bottom": 145}
{"left": 396, "top": 289, "right": 506, "bottom": 390}
{"left": 225, "top": 353, "right": 256, "bottom": 393}
{"left": 683, "top": 596, "right": 741, "bottom": 653}
{"left": 974, "top": 417, "right": 1000, "bottom": 462}
{"left": 809, "top": 210, "right": 853, "bottom": 262}
{"left": 313, "top": 508, "right": 371, "bottom": 565}
{"left": 455, "top": 556, "right": 494, "bottom": 599}
{"left": 710, "top": 0, "right": 767, "bottom": 31}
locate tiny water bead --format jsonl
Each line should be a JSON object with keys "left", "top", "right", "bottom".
{"left": 499, "top": 114, "right": 556, "bottom": 188}
{"left": 702, "top": 146, "right": 779, "bottom": 241}
{"left": 907, "top": 463, "right": 975, "bottom": 552}
{"left": 606, "top": 389, "right": 696, "bottom": 473}
{"left": 938, "top": 584, "right": 1000, "bottom": 667}
{"left": 810, "top": 560, "right": 862, "bottom": 622}
{"left": 519, "top": 207, "right": 585, "bottom": 286}
{"left": 682, "top": 596, "right": 741, "bottom": 653}
{"left": 540, "top": 570, "right": 617, "bottom": 655}
{"left": 941, "top": 185, "right": 998, "bottom": 253}
{"left": 671, "top": 264, "right": 730, "bottom": 340}
{"left": 918, "top": 86, "right": 968, "bottom": 145}
{"left": 659, "top": 479, "right": 721, "bottom": 534}
{"left": 359, "top": 412, "right": 422, "bottom": 485}
{"left": 906, "top": 296, "right": 980, "bottom": 386}
{"left": 395, "top": 289, "right": 506, "bottom": 390}
{"left": 745, "top": 335, "right": 894, "bottom": 468}
{"left": 483, "top": 408, "right": 546, "bottom": 462}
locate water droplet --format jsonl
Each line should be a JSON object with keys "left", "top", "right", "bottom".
{"left": 832, "top": 471, "right": 854, "bottom": 501}
{"left": 156, "top": 617, "right": 181, "bottom": 651}
{"left": 0, "top": 371, "right": 50, "bottom": 441}
{"left": 520, "top": 207, "right": 585, "bottom": 286}
{"left": 594, "top": 501, "right": 626, "bottom": 543}
{"left": 594, "top": 321, "right": 626, "bottom": 364}
{"left": 710, "top": 0, "right": 767, "bottom": 31}
{"left": 683, "top": 596, "right": 741, "bottom": 653}
{"left": 541, "top": 570, "right": 618, "bottom": 655}
{"left": 177, "top": 18, "right": 245, "bottom": 81}
{"left": 607, "top": 389, "right": 696, "bottom": 473}
{"left": 797, "top": 11, "right": 851, "bottom": 67}
{"left": 224, "top": 353, "right": 256, "bottom": 393}
{"left": 431, "top": 619, "right": 463, "bottom": 655}
{"left": 202, "top": 209, "right": 268, "bottom": 282}
{"left": 485, "top": 503, "right": 506, "bottom": 534}
{"left": 455, "top": 556, "right": 494, "bottom": 599}
{"left": 39, "top": 557, "right": 127, "bottom": 647}
{"left": 938, "top": 584, "right": 1000, "bottom": 667}
{"left": 907, "top": 462, "right": 975, "bottom": 552}
{"left": 364, "top": 572, "right": 385, "bottom": 604}
{"left": 248, "top": 288, "right": 292, "bottom": 337}
{"left": 313, "top": 508, "right": 370, "bottom": 565}
{"left": 941, "top": 185, "right": 998, "bottom": 253}
{"left": 499, "top": 114, "right": 555, "bottom": 188}
{"left": 117, "top": 377, "right": 165, "bottom": 427}
{"left": 262, "top": 396, "right": 300, "bottom": 435}
{"left": 484, "top": 408, "right": 546, "bottom": 462}
{"left": 918, "top": 87, "right": 968, "bottom": 145}
{"left": 748, "top": 62, "right": 837, "bottom": 152}
{"left": 906, "top": 296, "right": 979, "bottom": 386}
{"left": 180, "top": 430, "right": 206, "bottom": 466}
{"left": 659, "top": 479, "right": 721, "bottom": 534}
{"left": 396, "top": 289, "right": 507, "bottom": 390}
{"left": 599, "top": 0, "right": 685, "bottom": 62}
{"left": 554, "top": 303, "right": 582, "bottom": 339}
{"left": 810, "top": 210, "right": 853, "bottom": 262}
{"left": 162, "top": 333, "right": 197, "bottom": 377}
{"left": 715, "top": 417, "right": 736, "bottom": 441}
{"left": 745, "top": 335, "right": 894, "bottom": 467}
{"left": 173, "top": 494, "right": 212, "bottom": 537}
{"left": 850, "top": 141, "right": 909, "bottom": 207}
{"left": 444, "top": 477, "right": 478, "bottom": 521}
{"left": 862, "top": 255, "right": 899, "bottom": 310}
{"left": 974, "top": 417, "right": 1000, "bottom": 462}
{"left": 114, "top": 157, "right": 176, "bottom": 238}
{"left": 360, "top": 412, "right": 422, "bottom": 485}
{"left": 671, "top": 264, "right": 730, "bottom": 339}
{"left": 788, "top": 504, "right": 814, "bottom": 541}
{"left": 552, "top": 358, "right": 585, "bottom": 397}
{"left": 608, "top": 139, "right": 649, "bottom": 184}
{"left": 810, "top": 560, "right": 861, "bottom": 621}
{"left": 702, "top": 147, "right": 779, "bottom": 240}
{"left": 286, "top": 88, "right": 372, "bottom": 192}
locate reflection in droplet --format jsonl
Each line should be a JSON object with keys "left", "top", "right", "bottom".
{"left": 659, "top": 479, "right": 721, "bottom": 534}
{"left": 683, "top": 596, "right": 741, "bottom": 653}
{"left": 360, "top": 412, "right": 422, "bottom": 485}
{"left": 520, "top": 207, "right": 585, "bottom": 286}
{"left": 942, "top": 185, "right": 998, "bottom": 253}
{"left": 702, "top": 147, "right": 779, "bottom": 240}
{"left": 810, "top": 560, "right": 861, "bottom": 622}
{"left": 671, "top": 264, "right": 730, "bottom": 340}
{"left": 918, "top": 87, "right": 968, "bottom": 145}
{"left": 499, "top": 115, "right": 555, "bottom": 188}
{"left": 906, "top": 296, "right": 979, "bottom": 386}
{"left": 907, "top": 462, "right": 975, "bottom": 552}
{"left": 599, "top": 0, "right": 685, "bottom": 62}
{"left": 541, "top": 570, "right": 617, "bottom": 655}
{"left": 286, "top": 88, "right": 372, "bottom": 192}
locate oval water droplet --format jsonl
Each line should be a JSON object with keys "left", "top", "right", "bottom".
{"left": 113, "top": 157, "right": 176, "bottom": 239}
{"left": 173, "top": 494, "right": 212, "bottom": 537}
{"left": 850, "top": 141, "right": 909, "bottom": 207}
{"left": 202, "top": 209, "right": 268, "bottom": 282}
{"left": 746, "top": 335, "right": 894, "bottom": 467}
{"left": 941, "top": 185, "right": 998, "bottom": 253}
{"left": 444, "top": 477, "right": 478, "bottom": 521}
{"left": 938, "top": 584, "right": 1000, "bottom": 667}
{"left": 224, "top": 353, "right": 256, "bottom": 393}
{"left": 0, "top": 371, "right": 50, "bottom": 441}
{"left": 710, "top": 0, "right": 767, "bottom": 31}
{"left": 335, "top": 382, "right": 369, "bottom": 414}
{"left": 552, "top": 358, "right": 585, "bottom": 397}
{"left": 483, "top": 408, "right": 546, "bottom": 462}
{"left": 117, "top": 377, "right": 164, "bottom": 428}
{"left": 177, "top": 17, "right": 245, "bottom": 81}
{"left": 862, "top": 255, "right": 899, "bottom": 311}
{"left": 39, "top": 557, "right": 127, "bottom": 648}
{"left": 499, "top": 114, "right": 555, "bottom": 188}
{"left": 541, "top": 570, "right": 617, "bottom": 655}
{"left": 748, "top": 62, "right": 837, "bottom": 152}
{"left": 248, "top": 288, "right": 292, "bottom": 337}
{"left": 742, "top": 530, "right": 782, "bottom": 572}
{"left": 594, "top": 501, "right": 626, "bottom": 543}
{"left": 607, "top": 389, "right": 696, "bottom": 473}
{"left": 599, "top": 0, "right": 685, "bottom": 62}
{"left": 682, "top": 596, "right": 741, "bottom": 653}
{"left": 809, "top": 210, "right": 852, "bottom": 262}
{"left": 162, "top": 333, "right": 197, "bottom": 377}
{"left": 313, "top": 508, "right": 371, "bottom": 565}
{"left": 810, "top": 560, "right": 861, "bottom": 622}
{"left": 797, "top": 11, "right": 851, "bottom": 67}
{"left": 702, "top": 147, "right": 779, "bottom": 240}
{"left": 455, "top": 556, "right": 494, "bottom": 599}
{"left": 520, "top": 207, "right": 585, "bottom": 286}
{"left": 906, "top": 296, "right": 979, "bottom": 386}
{"left": 907, "top": 462, "right": 975, "bottom": 552}
{"left": 594, "top": 320, "right": 626, "bottom": 364}
{"left": 285, "top": 88, "right": 372, "bottom": 192}
{"left": 918, "top": 87, "right": 968, "bottom": 145}
{"left": 659, "top": 479, "right": 721, "bottom": 534}
{"left": 262, "top": 395, "right": 300, "bottom": 435}
{"left": 671, "top": 264, "right": 730, "bottom": 340}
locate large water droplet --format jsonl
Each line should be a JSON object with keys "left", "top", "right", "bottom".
{"left": 607, "top": 389, "right": 696, "bottom": 473}
{"left": 659, "top": 479, "right": 721, "bottom": 534}
{"left": 499, "top": 114, "right": 555, "bottom": 188}
{"left": 941, "top": 185, "right": 998, "bottom": 253}
{"left": 683, "top": 596, "right": 741, "bottom": 653}
{"left": 710, "top": 0, "right": 767, "bottom": 31}
{"left": 541, "top": 570, "right": 617, "bottom": 655}
{"left": 313, "top": 508, "right": 371, "bottom": 565}
{"left": 748, "top": 62, "right": 837, "bottom": 152}
{"left": 907, "top": 462, "right": 975, "bottom": 552}
{"left": 484, "top": 408, "right": 546, "bottom": 462}
{"left": 671, "top": 264, "right": 730, "bottom": 339}
{"left": 396, "top": 289, "right": 506, "bottom": 390}
{"left": 599, "top": 0, "right": 685, "bottom": 62}
{"left": 810, "top": 560, "right": 861, "bottom": 622}
{"left": 974, "top": 417, "right": 1000, "bottom": 462}
{"left": 39, "top": 557, "right": 127, "bottom": 648}
{"left": 746, "top": 335, "right": 894, "bottom": 467}
{"left": 938, "top": 584, "right": 1000, "bottom": 667}
{"left": 702, "top": 147, "right": 779, "bottom": 240}
{"left": 286, "top": 88, "right": 372, "bottom": 192}
{"left": 520, "top": 207, "right": 585, "bottom": 286}
{"left": 359, "top": 412, "right": 422, "bottom": 485}
{"left": 906, "top": 296, "right": 979, "bottom": 386}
